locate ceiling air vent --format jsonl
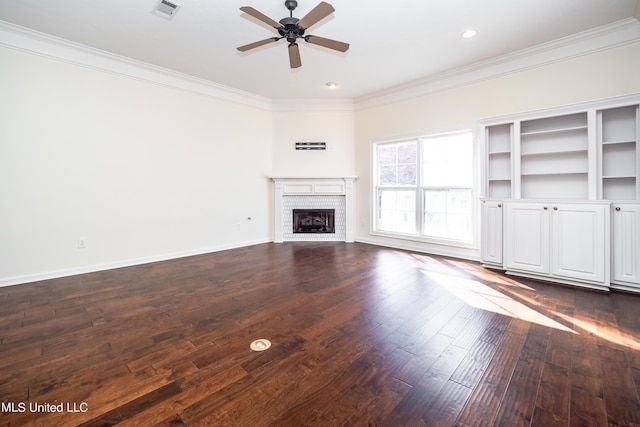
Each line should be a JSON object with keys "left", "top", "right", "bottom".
{"left": 153, "top": 0, "right": 181, "bottom": 20}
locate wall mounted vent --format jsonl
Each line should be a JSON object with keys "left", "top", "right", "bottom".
{"left": 153, "top": 0, "right": 181, "bottom": 19}
{"left": 295, "top": 142, "right": 327, "bottom": 151}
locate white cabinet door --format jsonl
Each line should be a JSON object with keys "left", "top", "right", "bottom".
{"left": 504, "top": 202, "right": 550, "bottom": 274}
{"left": 612, "top": 204, "right": 640, "bottom": 286}
{"left": 550, "top": 204, "right": 607, "bottom": 283}
{"left": 481, "top": 200, "right": 503, "bottom": 266}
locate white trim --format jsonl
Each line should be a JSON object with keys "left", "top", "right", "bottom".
{"left": 478, "top": 92, "right": 640, "bottom": 126}
{"left": 356, "top": 236, "right": 480, "bottom": 262}
{"left": 2, "top": 18, "right": 639, "bottom": 112}
{"left": 0, "top": 20, "right": 273, "bottom": 110}
{"left": 0, "top": 238, "right": 271, "bottom": 288}
{"left": 355, "top": 18, "right": 640, "bottom": 111}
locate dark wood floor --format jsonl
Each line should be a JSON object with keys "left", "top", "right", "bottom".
{"left": 1, "top": 242, "right": 640, "bottom": 426}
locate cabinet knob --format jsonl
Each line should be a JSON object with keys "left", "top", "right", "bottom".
{"left": 543, "top": 206, "right": 548, "bottom": 210}
{"left": 553, "top": 206, "right": 558, "bottom": 211}
{"left": 615, "top": 206, "right": 621, "bottom": 211}
{"left": 498, "top": 204, "right": 502, "bottom": 208}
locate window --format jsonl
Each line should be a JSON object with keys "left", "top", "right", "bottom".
{"left": 373, "top": 131, "right": 474, "bottom": 245}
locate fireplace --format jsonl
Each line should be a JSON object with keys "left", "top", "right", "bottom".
{"left": 293, "top": 209, "right": 335, "bottom": 234}
{"left": 271, "top": 177, "right": 356, "bottom": 242}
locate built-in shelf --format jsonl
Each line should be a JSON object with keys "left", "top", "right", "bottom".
{"left": 480, "top": 94, "right": 640, "bottom": 292}
{"left": 485, "top": 123, "right": 512, "bottom": 198}
{"left": 599, "top": 105, "right": 639, "bottom": 200}
{"left": 482, "top": 98, "right": 639, "bottom": 202}
{"left": 520, "top": 125, "right": 588, "bottom": 137}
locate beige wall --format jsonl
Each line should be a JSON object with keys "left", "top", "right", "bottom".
{"left": 2, "top": 35, "right": 639, "bottom": 285}
{"left": 354, "top": 42, "right": 640, "bottom": 257}
{"left": 272, "top": 110, "right": 356, "bottom": 177}
{"left": 0, "top": 46, "right": 273, "bottom": 285}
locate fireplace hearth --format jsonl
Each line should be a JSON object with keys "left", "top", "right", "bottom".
{"left": 293, "top": 209, "right": 335, "bottom": 234}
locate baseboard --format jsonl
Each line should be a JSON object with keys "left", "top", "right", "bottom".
{"left": 354, "top": 236, "right": 480, "bottom": 262}
{"left": 0, "top": 238, "right": 271, "bottom": 288}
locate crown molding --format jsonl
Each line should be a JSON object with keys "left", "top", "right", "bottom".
{"left": 0, "top": 20, "right": 273, "bottom": 111}
{"left": 478, "top": 92, "right": 640, "bottom": 126}
{"left": 2, "top": 17, "right": 639, "bottom": 114}
{"left": 354, "top": 18, "right": 640, "bottom": 111}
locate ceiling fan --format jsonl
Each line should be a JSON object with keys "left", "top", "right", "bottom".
{"left": 237, "top": 0, "right": 349, "bottom": 68}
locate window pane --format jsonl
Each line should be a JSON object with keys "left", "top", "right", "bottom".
{"left": 424, "top": 213, "right": 447, "bottom": 238}
{"left": 377, "top": 141, "right": 417, "bottom": 186}
{"left": 378, "top": 145, "right": 397, "bottom": 165}
{"left": 378, "top": 189, "right": 416, "bottom": 234}
{"left": 422, "top": 133, "right": 472, "bottom": 186}
{"left": 423, "top": 188, "right": 472, "bottom": 241}
{"left": 447, "top": 134, "right": 473, "bottom": 186}
{"left": 380, "top": 165, "right": 397, "bottom": 186}
{"left": 424, "top": 190, "right": 446, "bottom": 212}
{"left": 397, "top": 143, "right": 417, "bottom": 164}
{"left": 447, "top": 188, "right": 472, "bottom": 214}
{"left": 398, "top": 164, "right": 416, "bottom": 185}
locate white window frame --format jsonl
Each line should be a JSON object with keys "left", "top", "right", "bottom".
{"left": 371, "top": 129, "right": 479, "bottom": 249}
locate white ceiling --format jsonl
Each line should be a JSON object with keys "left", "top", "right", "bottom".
{"left": 1, "top": 0, "right": 639, "bottom": 101}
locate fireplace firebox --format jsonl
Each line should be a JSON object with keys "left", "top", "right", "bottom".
{"left": 293, "top": 209, "right": 335, "bottom": 234}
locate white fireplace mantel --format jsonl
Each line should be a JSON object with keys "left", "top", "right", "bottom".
{"left": 271, "top": 177, "right": 357, "bottom": 243}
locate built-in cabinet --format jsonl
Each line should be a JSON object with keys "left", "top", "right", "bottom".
{"left": 480, "top": 93, "right": 640, "bottom": 292}
{"left": 611, "top": 203, "right": 640, "bottom": 292}
{"left": 503, "top": 201, "right": 609, "bottom": 291}
{"left": 480, "top": 200, "right": 503, "bottom": 268}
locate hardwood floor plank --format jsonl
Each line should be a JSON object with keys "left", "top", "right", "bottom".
{"left": 421, "top": 380, "right": 473, "bottom": 426}
{"left": 598, "top": 344, "right": 640, "bottom": 426}
{"left": 1, "top": 243, "right": 639, "bottom": 426}
{"left": 492, "top": 325, "right": 548, "bottom": 427}
{"left": 383, "top": 343, "right": 468, "bottom": 426}
{"left": 455, "top": 318, "right": 527, "bottom": 426}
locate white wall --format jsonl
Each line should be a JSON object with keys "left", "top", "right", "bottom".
{"left": 354, "top": 42, "right": 640, "bottom": 259}
{"left": 272, "top": 110, "right": 356, "bottom": 177}
{"left": 0, "top": 46, "right": 273, "bottom": 286}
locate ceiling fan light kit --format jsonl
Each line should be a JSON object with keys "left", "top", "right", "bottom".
{"left": 237, "top": 0, "right": 349, "bottom": 68}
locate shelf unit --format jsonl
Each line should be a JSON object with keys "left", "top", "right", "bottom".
{"left": 598, "top": 105, "right": 639, "bottom": 200}
{"left": 519, "top": 112, "right": 589, "bottom": 199}
{"left": 479, "top": 93, "right": 640, "bottom": 292}
{"left": 485, "top": 123, "right": 512, "bottom": 198}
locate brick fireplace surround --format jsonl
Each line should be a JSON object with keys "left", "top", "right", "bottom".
{"left": 271, "top": 177, "right": 356, "bottom": 243}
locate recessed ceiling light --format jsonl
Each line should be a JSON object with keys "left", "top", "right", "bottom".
{"left": 325, "top": 82, "right": 338, "bottom": 89}
{"left": 461, "top": 29, "right": 478, "bottom": 39}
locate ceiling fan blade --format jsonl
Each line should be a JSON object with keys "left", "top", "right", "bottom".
{"left": 239, "top": 6, "right": 282, "bottom": 30}
{"left": 298, "top": 1, "right": 335, "bottom": 29}
{"left": 305, "top": 35, "right": 349, "bottom": 52}
{"left": 237, "top": 37, "right": 280, "bottom": 52}
{"left": 288, "top": 43, "right": 302, "bottom": 68}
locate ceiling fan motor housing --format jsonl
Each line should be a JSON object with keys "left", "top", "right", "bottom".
{"left": 278, "top": 17, "right": 305, "bottom": 43}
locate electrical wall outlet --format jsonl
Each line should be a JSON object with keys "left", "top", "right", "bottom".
{"left": 77, "top": 238, "right": 88, "bottom": 249}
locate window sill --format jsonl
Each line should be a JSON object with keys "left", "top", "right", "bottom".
{"left": 370, "top": 230, "right": 477, "bottom": 250}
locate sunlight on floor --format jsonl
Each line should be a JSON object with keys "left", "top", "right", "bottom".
{"left": 552, "top": 310, "right": 640, "bottom": 351}
{"left": 423, "top": 271, "right": 576, "bottom": 334}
